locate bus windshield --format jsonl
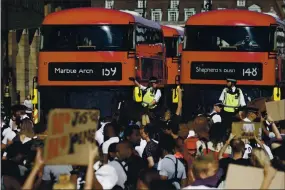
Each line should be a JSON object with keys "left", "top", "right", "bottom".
{"left": 40, "top": 25, "right": 134, "bottom": 51}
{"left": 184, "top": 26, "right": 275, "bottom": 52}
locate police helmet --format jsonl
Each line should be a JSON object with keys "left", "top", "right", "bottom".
{"left": 149, "top": 77, "right": 158, "bottom": 84}
{"left": 226, "top": 77, "right": 237, "bottom": 85}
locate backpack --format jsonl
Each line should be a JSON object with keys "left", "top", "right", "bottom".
{"left": 114, "top": 159, "right": 135, "bottom": 190}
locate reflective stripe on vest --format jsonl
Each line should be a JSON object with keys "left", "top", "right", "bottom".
{"left": 142, "top": 88, "right": 157, "bottom": 109}
{"left": 224, "top": 90, "right": 240, "bottom": 113}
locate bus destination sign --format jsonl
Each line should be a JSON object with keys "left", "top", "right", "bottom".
{"left": 190, "top": 62, "right": 262, "bottom": 80}
{"left": 48, "top": 62, "right": 122, "bottom": 81}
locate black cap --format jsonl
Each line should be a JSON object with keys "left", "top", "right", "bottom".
{"left": 246, "top": 107, "right": 259, "bottom": 114}
{"left": 226, "top": 78, "right": 237, "bottom": 83}
{"left": 149, "top": 77, "right": 158, "bottom": 83}
{"left": 11, "top": 104, "right": 27, "bottom": 112}
{"left": 214, "top": 103, "right": 224, "bottom": 108}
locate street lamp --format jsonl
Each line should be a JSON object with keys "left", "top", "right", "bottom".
{"left": 142, "top": 0, "right": 146, "bottom": 18}
{"left": 283, "top": 0, "right": 285, "bottom": 14}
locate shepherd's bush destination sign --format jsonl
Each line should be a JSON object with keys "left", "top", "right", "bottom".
{"left": 191, "top": 62, "right": 262, "bottom": 80}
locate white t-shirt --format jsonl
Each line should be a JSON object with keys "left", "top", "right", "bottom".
{"left": 42, "top": 165, "right": 73, "bottom": 182}
{"left": 2, "top": 128, "right": 16, "bottom": 144}
{"left": 183, "top": 185, "right": 218, "bottom": 189}
{"left": 95, "top": 164, "right": 118, "bottom": 190}
{"left": 243, "top": 143, "right": 274, "bottom": 160}
{"left": 95, "top": 122, "right": 110, "bottom": 146}
{"left": 135, "top": 139, "right": 147, "bottom": 158}
{"left": 102, "top": 137, "right": 120, "bottom": 154}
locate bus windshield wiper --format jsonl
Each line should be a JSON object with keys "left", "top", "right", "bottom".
{"left": 77, "top": 46, "right": 96, "bottom": 50}
{"left": 219, "top": 46, "right": 237, "bottom": 50}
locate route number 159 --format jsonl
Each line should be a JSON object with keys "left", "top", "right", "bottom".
{"left": 102, "top": 67, "right": 117, "bottom": 76}
{"left": 242, "top": 68, "right": 258, "bottom": 77}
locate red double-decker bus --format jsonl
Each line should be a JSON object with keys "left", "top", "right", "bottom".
{"left": 161, "top": 25, "right": 184, "bottom": 107}
{"left": 181, "top": 10, "right": 285, "bottom": 117}
{"left": 37, "top": 8, "right": 165, "bottom": 120}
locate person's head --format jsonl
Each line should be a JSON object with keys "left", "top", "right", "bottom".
{"left": 140, "top": 124, "right": 155, "bottom": 141}
{"left": 116, "top": 140, "right": 133, "bottom": 161}
{"left": 162, "top": 120, "right": 179, "bottom": 136}
{"left": 230, "top": 138, "right": 245, "bottom": 155}
{"left": 271, "top": 143, "right": 285, "bottom": 172}
{"left": 209, "top": 122, "right": 227, "bottom": 147}
{"left": 191, "top": 154, "right": 219, "bottom": 180}
{"left": 108, "top": 143, "right": 118, "bottom": 161}
{"left": 213, "top": 103, "right": 223, "bottom": 113}
{"left": 137, "top": 168, "right": 160, "bottom": 190}
{"left": 103, "top": 123, "right": 117, "bottom": 142}
{"left": 19, "top": 119, "right": 34, "bottom": 138}
{"left": 149, "top": 180, "right": 176, "bottom": 190}
{"left": 250, "top": 147, "right": 271, "bottom": 168}
{"left": 246, "top": 108, "right": 259, "bottom": 121}
{"left": 26, "top": 95, "right": 31, "bottom": 100}
{"left": 185, "top": 137, "right": 198, "bottom": 157}
{"left": 149, "top": 77, "right": 158, "bottom": 89}
{"left": 6, "top": 142, "right": 27, "bottom": 163}
{"left": 158, "top": 134, "right": 176, "bottom": 157}
{"left": 245, "top": 35, "right": 250, "bottom": 42}
{"left": 164, "top": 109, "right": 171, "bottom": 121}
{"left": 226, "top": 78, "right": 237, "bottom": 87}
{"left": 124, "top": 124, "right": 141, "bottom": 147}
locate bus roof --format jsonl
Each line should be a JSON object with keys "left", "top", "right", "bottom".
{"left": 43, "top": 7, "right": 161, "bottom": 29}
{"left": 162, "top": 25, "right": 184, "bottom": 37}
{"left": 186, "top": 9, "right": 278, "bottom": 26}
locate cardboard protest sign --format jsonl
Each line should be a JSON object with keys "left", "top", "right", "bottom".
{"left": 225, "top": 164, "right": 285, "bottom": 189}
{"left": 266, "top": 99, "right": 285, "bottom": 121}
{"left": 231, "top": 122, "right": 262, "bottom": 139}
{"left": 44, "top": 109, "right": 99, "bottom": 165}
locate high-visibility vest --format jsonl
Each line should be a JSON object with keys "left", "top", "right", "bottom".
{"left": 142, "top": 88, "right": 157, "bottom": 109}
{"left": 33, "top": 108, "right": 39, "bottom": 124}
{"left": 223, "top": 88, "right": 241, "bottom": 113}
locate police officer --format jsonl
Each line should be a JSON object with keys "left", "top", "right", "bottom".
{"left": 208, "top": 103, "right": 223, "bottom": 124}
{"left": 219, "top": 78, "right": 246, "bottom": 114}
{"left": 219, "top": 78, "right": 246, "bottom": 133}
{"left": 129, "top": 77, "right": 162, "bottom": 117}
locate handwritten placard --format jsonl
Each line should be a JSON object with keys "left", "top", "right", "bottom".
{"left": 44, "top": 109, "right": 100, "bottom": 165}
{"left": 232, "top": 122, "right": 262, "bottom": 139}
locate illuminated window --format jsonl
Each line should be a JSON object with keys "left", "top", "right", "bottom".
{"left": 138, "top": 0, "right": 147, "bottom": 8}
{"left": 237, "top": 0, "right": 246, "bottom": 7}
{"left": 184, "top": 8, "right": 196, "bottom": 21}
{"left": 248, "top": 4, "right": 261, "bottom": 12}
{"left": 105, "top": 0, "right": 114, "bottom": 9}
{"left": 168, "top": 10, "right": 179, "bottom": 22}
{"left": 151, "top": 10, "right": 162, "bottom": 22}
{"left": 170, "top": 0, "right": 179, "bottom": 9}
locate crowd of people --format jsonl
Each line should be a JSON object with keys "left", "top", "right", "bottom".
{"left": 1, "top": 83, "right": 285, "bottom": 189}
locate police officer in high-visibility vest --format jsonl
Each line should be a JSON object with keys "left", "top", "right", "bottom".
{"left": 219, "top": 78, "right": 246, "bottom": 133}
{"left": 130, "top": 77, "right": 162, "bottom": 117}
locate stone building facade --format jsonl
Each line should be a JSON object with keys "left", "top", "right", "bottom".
{"left": 91, "top": 0, "right": 285, "bottom": 26}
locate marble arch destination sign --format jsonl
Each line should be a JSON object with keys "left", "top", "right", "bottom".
{"left": 44, "top": 109, "right": 100, "bottom": 165}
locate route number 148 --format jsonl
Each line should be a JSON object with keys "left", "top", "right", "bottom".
{"left": 242, "top": 68, "right": 258, "bottom": 77}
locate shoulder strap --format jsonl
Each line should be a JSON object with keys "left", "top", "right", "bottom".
{"left": 165, "top": 157, "right": 179, "bottom": 180}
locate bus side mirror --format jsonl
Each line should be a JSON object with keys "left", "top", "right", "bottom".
{"left": 133, "top": 87, "right": 142, "bottom": 102}
{"left": 172, "top": 85, "right": 180, "bottom": 103}
{"left": 273, "top": 87, "right": 281, "bottom": 101}
{"left": 32, "top": 88, "right": 38, "bottom": 104}
{"left": 276, "top": 28, "right": 285, "bottom": 49}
